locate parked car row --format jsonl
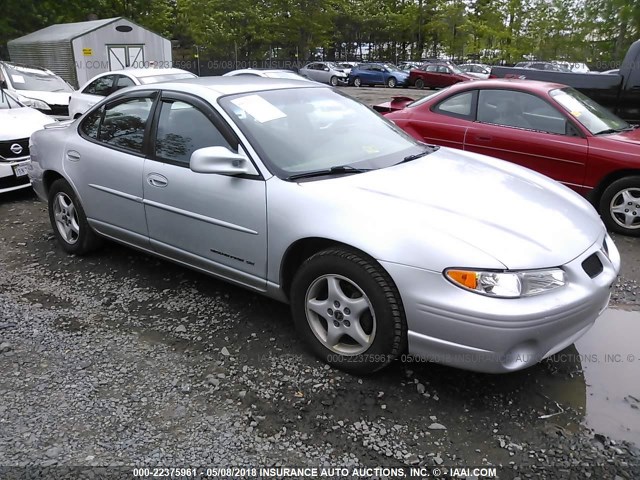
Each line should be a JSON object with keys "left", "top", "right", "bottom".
{"left": 0, "top": 54, "right": 634, "bottom": 375}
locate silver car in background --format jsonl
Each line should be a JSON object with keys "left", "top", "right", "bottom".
{"left": 28, "top": 78, "right": 620, "bottom": 374}
{"left": 298, "top": 62, "right": 348, "bottom": 86}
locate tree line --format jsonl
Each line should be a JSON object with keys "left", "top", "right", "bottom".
{"left": 1, "top": 0, "right": 638, "bottom": 68}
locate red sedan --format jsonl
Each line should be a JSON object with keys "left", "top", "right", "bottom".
{"left": 409, "top": 63, "right": 475, "bottom": 89}
{"left": 378, "top": 79, "right": 640, "bottom": 236}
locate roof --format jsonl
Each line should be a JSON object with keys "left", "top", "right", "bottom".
{"left": 152, "top": 76, "right": 321, "bottom": 97}
{"left": 121, "top": 67, "right": 194, "bottom": 78}
{"left": 449, "top": 78, "right": 568, "bottom": 92}
{"left": 8, "top": 18, "right": 121, "bottom": 44}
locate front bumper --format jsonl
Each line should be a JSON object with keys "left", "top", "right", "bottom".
{"left": 381, "top": 232, "right": 620, "bottom": 373}
{"left": 0, "top": 158, "right": 32, "bottom": 194}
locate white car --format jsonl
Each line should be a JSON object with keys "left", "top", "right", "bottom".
{"left": 0, "top": 90, "right": 54, "bottom": 193}
{"left": 223, "top": 69, "right": 312, "bottom": 82}
{"left": 458, "top": 63, "right": 491, "bottom": 79}
{"left": 0, "top": 61, "right": 74, "bottom": 120}
{"left": 69, "top": 68, "right": 196, "bottom": 119}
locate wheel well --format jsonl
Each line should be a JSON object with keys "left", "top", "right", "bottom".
{"left": 589, "top": 169, "right": 640, "bottom": 205}
{"left": 281, "top": 238, "right": 366, "bottom": 300}
{"left": 42, "top": 171, "right": 64, "bottom": 197}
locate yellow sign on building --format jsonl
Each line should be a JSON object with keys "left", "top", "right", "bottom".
{"left": 82, "top": 48, "right": 93, "bottom": 56}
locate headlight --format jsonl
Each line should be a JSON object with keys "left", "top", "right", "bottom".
{"left": 445, "top": 268, "right": 565, "bottom": 298}
{"left": 18, "top": 96, "right": 51, "bottom": 111}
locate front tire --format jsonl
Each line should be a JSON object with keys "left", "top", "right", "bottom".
{"left": 353, "top": 77, "right": 362, "bottom": 88}
{"left": 330, "top": 76, "right": 338, "bottom": 87}
{"left": 414, "top": 78, "right": 425, "bottom": 89}
{"left": 290, "top": 247, "right": 407, "bottom": 374}
{"left": 387, "top": 77, "right": 397, "bottom": 88}
{"left": 48, "top": 179, "right": 102, "bottom": 254}
{"left": 599, "top": 176, "right": 640, "bottom": 236}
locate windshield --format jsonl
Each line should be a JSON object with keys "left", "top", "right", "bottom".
{"left": 384, "top": 64, "right": 401, "bottom": 72}
{"left": 220, "top": 88, "right": 427, "bottom": 179}
{"left": 450, "top": 65, "right": 464, "bottom": 75}
{"left": 550, "top": 87, "right": 629, "bottom": 134}
{"left": 5, "top": 64, "right": 72, "bottom": 92}
{"left": 0, "top": 90, "right": 23, "bottom": 109}
{"left": 138, "top": 72, "right": 196, "bottom": 84}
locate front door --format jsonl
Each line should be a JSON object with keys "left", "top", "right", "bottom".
{"left": 142, "top": 92, "right": 268, "bottom": 290}
{"left": 464, "top": 89, "right": 588, "bottom": 189}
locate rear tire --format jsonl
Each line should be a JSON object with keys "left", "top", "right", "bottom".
{"left": 48, "top": 179, "right": 103, "bottom": 254}
{"left": 353, "top": 77, "right": 362, "bottom": 88}
{"left": 290, "top": 247, "right": 407, "bottom": 374}
{"left": 599, "top": 176, "right": 640, "bottom": 236}
{"left": 414, "top": 78, "right": 425, "bottom": 89}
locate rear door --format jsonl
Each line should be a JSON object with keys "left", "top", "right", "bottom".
{"left": 464, "top": 88, "right": 588, "bottom": 189}
{"left": 65, "top": 91, "right": 157, "bottom": 247}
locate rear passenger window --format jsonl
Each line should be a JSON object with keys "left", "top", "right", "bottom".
{"left": 434, "top": 91, "right": 474, "bottom": 118}
{"left": 154, "top": 100, "right": 232, "bottom": 166}
{"left": 99, "top": 97, "right": 154, "bottom": 153}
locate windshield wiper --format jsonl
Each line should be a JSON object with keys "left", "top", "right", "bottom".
{"left": 595, "top": 126, "right": 633, "bottom": 135}
{"left": 286, "top": 165, "right": 371, "bottom": 181}
{"left": 400, "top": 145, "right": 439, "bottom": 164}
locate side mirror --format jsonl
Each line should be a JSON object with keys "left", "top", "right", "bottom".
{"left": 324, "top": 67, "right": 330, "bottom": 71}
{"left": 190, "top": 146, "right": 252, "bottom": 175}
{"left": 0, "top": 80, "right": 6, "bottom": 89}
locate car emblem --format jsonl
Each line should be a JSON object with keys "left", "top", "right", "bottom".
{"left": 10, "top": 143, "right": 23, "bottom": 155}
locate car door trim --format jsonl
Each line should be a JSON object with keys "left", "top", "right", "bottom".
{"left": 88, "top": 183, "right": 143, "bottom": 202}
{"left": 142, "top": 198, "right": 258, "bottom": 235}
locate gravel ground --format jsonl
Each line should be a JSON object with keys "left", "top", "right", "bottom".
{"left": 1, "top": 92, "right": 639, "bottom": 478}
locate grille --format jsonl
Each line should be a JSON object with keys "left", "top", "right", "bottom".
{"left": 0, "top": 138, "right": 29, "bottom": 160}
{"left": 582, "top": 253, "right": 603, "bottom": 278}
{"left": 0, "top": 174, "right": 30, "bottom": 190}
{"left": 45, "top": 104, "right": 69, "bottom": 117}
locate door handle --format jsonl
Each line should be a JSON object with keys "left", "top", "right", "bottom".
{"left": 475, "top": 135, "right": 493, "bottom": 141}
{"left": 66, "top": 150, "right": 81, "bottom": 161}
{"left": 147, "top": 173, "right": 168, "bottom": 188}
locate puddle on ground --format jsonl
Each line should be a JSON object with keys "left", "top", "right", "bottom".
{"left": 540, "top": 308, "right": 640, "bottom": 445}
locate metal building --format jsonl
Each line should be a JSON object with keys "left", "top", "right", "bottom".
{"left": 7, "top": 17, "right": 172, "bottom": 88}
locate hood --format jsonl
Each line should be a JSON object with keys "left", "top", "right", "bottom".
{"left": 596, "top": 127, "right": 640, "bottom": 146}
{"left": 15, "top": 90, "right": 71, "bottom": 106}
{"left": 0, "top": 107, "right": 56, "bottom": 140}
{"left": 301, "top": 148, "right": 603, "bottom": 270}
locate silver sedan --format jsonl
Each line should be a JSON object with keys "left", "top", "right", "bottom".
{"left": 28, "top": 77, "right": 620, "bottom": 374}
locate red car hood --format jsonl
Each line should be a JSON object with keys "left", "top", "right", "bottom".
{"left": 373, "top": 96, "right": 415, "bottom": 114}
{"left": 598, "top": 127, "right": 640, "bottom": 145}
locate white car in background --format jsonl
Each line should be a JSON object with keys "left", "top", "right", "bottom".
{"left": 69, "top": 68, "right": 196, "bottom": 119}
{"left": 223, "top": 69, "right": 312, "bottom": 82}
{"left": 0, "top": 90, "right": 53, "bottom": 193}
{"left": 0, "top": 61, "right": 74, "bottom": 120}
{"left": 298, "top": 62, "right": 348, "bottom": 86}
{"left": 458, "top": 63, "right": 491, "bottom": 79}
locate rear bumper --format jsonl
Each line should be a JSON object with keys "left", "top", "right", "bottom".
{"left": 381, "top": 232, "right": 620, "bottom": 373}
